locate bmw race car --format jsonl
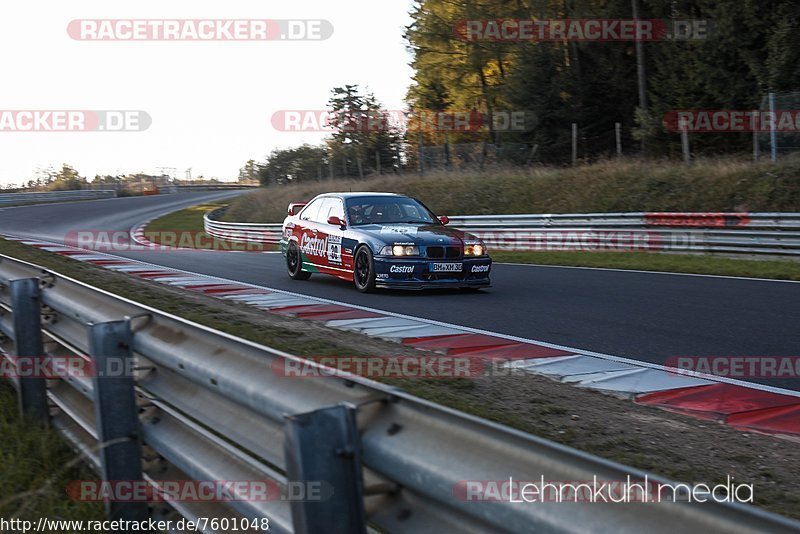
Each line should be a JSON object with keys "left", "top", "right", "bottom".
{"left": 280, "top": 192, "right": 492, "bottom": 292}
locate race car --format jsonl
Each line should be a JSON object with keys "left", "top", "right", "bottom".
{"left": 280, "top": 192, "right": 492, "bottom": 292}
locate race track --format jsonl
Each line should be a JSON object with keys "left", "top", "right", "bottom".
{"left": 0, "top": 193, "right": 798, "bottom": 391}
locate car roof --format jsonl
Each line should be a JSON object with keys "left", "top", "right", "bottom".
{"left": 317, "top": 192, "right": 407, "bottom": 200}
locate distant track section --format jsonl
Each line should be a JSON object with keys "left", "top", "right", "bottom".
{"left": 0, "top": 189, "right": 116, "bottom": 206}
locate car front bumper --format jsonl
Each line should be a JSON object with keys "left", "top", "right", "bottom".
{"left": 373, "top": 256, "right": 492, "bottom": 290}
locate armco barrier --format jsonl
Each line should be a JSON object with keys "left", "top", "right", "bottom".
{"left": 204, "top": 209, "right": 800, "bottom": 259}
{"left": 1, "top": 254, "right": 798, "bottom": 533}
{"left": 204, "top": 207, "right": 283, "bottom": 244}
{"left": 0, "top": 189, "right": 117, "bottom": 206}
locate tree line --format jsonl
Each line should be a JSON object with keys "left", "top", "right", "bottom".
{"left": 247, "top": 0, "right": 800, "bottom": 185}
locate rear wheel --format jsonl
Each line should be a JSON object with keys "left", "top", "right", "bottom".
{"left": 287, "top": 242, "right": 311, "bottom": 280}
{"left": 353, "top": 246, "right": 376, "bottom": 293}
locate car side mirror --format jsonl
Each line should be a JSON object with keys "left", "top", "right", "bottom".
{"left": 328, "top": 216, "right": 347, "bottom": 229}
{"left": 439, "top": 215, "right": 449, "bottom": 226}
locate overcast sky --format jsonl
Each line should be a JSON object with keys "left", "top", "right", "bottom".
{"left": 0, "top": 1, "right": 415, "bottom": 185}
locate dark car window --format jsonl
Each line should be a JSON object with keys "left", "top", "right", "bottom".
{"left": 346, "top": 196, "right": 437, "bottom": 226}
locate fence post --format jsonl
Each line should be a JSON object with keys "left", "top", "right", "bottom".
{"left": 10, "top": 278, "right": 48, "bottom": 424}
{"left": 571, "top": 123, "right": 578, "bottom": 165}
{"left": 752, "top": 111, "right": 760, "bottom": 163}
{"left": 769, "top": 92, "right": 778, "bottom": 162}
{"left": 680, "top": 118, "right": 691, "bottom": 165}
{"left": 375, "top": 151, "right": 381, "bottom": 176}
{"left": 89, "top": 319, "right": 149, "bottom": 523}
{"left": 357, "top": 156, "right": 364, "bottom": 179}
{"left": 328, "top": 159, "right": 334, "bottom": 180}
{"left": 418, "top": 131, "right": 424, "bottom": 176}
{"left": 615, "top": 122, "right": 622, "bottom": 158}
{"left": 525, "top": 144, "right": 538, "bottom": 166}
{"left": 284, "top": 404, "right": 366, "bottom": 534}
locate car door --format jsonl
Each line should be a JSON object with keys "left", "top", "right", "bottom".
{"left": 309, "top": 197, "right": 350, "bottom": 279}
{"left": 295, "top": 197, "right": 325, "bottom": 270}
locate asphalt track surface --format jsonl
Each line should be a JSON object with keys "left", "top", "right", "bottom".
{"left": 0, "top": 192, "right": 798, "bottom": 391}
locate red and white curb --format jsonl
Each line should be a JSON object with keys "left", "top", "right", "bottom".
{"left": 6, "top": 234, "right": 800, "bottom": 440}
{"left": 129, "top": 220, "right": 158, "bottom": 248}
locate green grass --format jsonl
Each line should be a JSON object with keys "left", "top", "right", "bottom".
{"left": 144, "top": 202, "right": 275, "bottom": 251}
{"left": 146, "top": 201, "right": 226, "bottom": 233}
{"left": 0, "top": 382, "right": 104, "bottom": 523}
{"left": 223, "top": 156, "right": 800, "bottom": 223}
{"left": 492, "top": 251, "right": 800, "bottom": 281}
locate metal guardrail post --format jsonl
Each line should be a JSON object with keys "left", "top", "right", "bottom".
{"left": 10, "top": 278, "right": 48, "bottom": 424}
{"left": 88, "top": 319, "right": 149, "bottom": 523}
{"left": 284, "top": 404, "right": 366, "bottom": 534}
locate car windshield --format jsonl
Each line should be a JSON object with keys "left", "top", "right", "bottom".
{"left": 345, "top": 196, "right": 437, "bottom": 226}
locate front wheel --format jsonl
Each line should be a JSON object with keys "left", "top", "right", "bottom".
{"left": 353, "top": 246, "right": 376, "bottom": 293}
{"left": 286, "top": 242, "right": 311, "bottom": 280}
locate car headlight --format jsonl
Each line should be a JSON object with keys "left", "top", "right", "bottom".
{"left": 464, "top": 244, "right": 486, "bottom": 256}
{"left": 380, "top": 245, "right": 420, "bottom": 256}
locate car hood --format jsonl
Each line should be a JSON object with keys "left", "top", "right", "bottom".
{"left": 354, "top": 223, "right": 479, "bottom": 245}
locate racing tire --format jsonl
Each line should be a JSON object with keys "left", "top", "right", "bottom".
{"left": 353, "top": 246, "right": 376, "bottom": 293}
{"left": 286, "top": 242, "right": 311, "bottom": 280}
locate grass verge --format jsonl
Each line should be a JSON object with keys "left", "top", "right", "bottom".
{"left": 0, "top": 237, "right": 798, "bottom": 519}
{"left": 144, "top": 202, "right": 276, "bottom": 251}
{"left": 491, "top": 251, "right": 800, "bottom": 281}
{"left": 0, "top": 382, "right": 104, "bottom": 523}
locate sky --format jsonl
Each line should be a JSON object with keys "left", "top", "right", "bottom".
{"left": 0, "top": 1, "right": 415, "bottom": 185}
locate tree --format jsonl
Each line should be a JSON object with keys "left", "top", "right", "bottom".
{"left": 327, "top": 85, "right": 402, "bottom": 176}
{"left": 238, "top": 159, "right": 262, "bottom": 182}
{"left": 48, "top": 164, "right": 85, "bottom": 191}
{"left": 259, "top": 145, "right": 328, "bottom": 185}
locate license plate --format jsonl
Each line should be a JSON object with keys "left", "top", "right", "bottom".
{"left": 431, "top": 262, "right": 463, "bottom": 273}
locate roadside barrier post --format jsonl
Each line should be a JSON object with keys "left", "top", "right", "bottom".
{"left": 284, "top": 404, "right": 366, "bottom": 534}
{"left": 769, "top": 92, "right": 778, "bottom": 162}
{"left": 88, "top": 319, "right": 149, "bottom": 523}
{"left": 571, "top": 123, "right": 578, "bottom": 165}
{"left": 10, "top": 278, "right": 48, "bottom": 424}
{"left": 680, "top": 118, "right": 691, "bottom": 165}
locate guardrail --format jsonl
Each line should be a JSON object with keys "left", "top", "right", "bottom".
{"left": 0, "top": 190, "right": 117, "bottom": 206}
{"left": 204, "top": 207, "right": 283, "bottom": 244}
{"left": 204, "top": 209, "right": 800, "bottom": 259}
{"left": 1, "top": 254, "right": 796, "bottom": 533}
